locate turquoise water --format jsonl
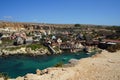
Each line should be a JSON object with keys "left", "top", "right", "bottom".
{"left": 0, "top": 52, "right": 95, "bottom": 78}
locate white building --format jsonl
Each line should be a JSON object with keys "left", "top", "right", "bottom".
{"left": 57, "top": 38, "right": 62, "bottom": 45}
{"left": 0, "top": 27, "right": 17, "bottom": 32}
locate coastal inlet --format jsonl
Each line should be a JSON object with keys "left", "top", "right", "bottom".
{"left": 0, "top": 51, "right": 96, "bottom": 78}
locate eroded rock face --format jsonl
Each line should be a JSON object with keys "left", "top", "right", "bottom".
{"left": 0, "top": 47, "right": 50, "bottom": 56}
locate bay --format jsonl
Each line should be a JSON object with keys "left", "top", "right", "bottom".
{"left": 0, "top": 52, "right": 95, "bottom": 78}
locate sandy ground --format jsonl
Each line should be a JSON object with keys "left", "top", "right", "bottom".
{"left": 1, "top": 50, "right": 120, "bottom": 80}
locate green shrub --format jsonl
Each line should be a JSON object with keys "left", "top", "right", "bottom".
{"left": 74, "top": 24, "right": 81, "bottom": 27}
{"left": 53, "top": 47, "right": 60, "bottom": 51}
{"left": 1, "top": 38, "right": 13, "bottom": 45}
{"left": 0, "top": 73, "right": 10, "bottom": 80}
{"left": 107, "top": 45, "right": 116, "bottom": 52}
{"left": 5, "top": 46, "right": 22, "bottom": 51}
{"left": 26, "top": 44, "right": 47, "bottom": 50}
{"left": 54, "top": 62, "right": 63, "bottom": 67}
{"left": 116, "top": 43, "right": 120, "bottom": 50}
{"left": 107, "top": 44, "right": 120, "bottom": 52}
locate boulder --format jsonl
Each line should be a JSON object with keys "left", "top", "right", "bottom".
{"left": 24, "top": 73, "right": 40, "bottom": 80}
{"left": 41, "top": 69, "right": 48, "bottom": 74}
{"left": 36, "top": 69, "right": 41, "bottom": 75}
{"left": 69, "top": 59, "right": 79, "bottom": 65}
{"left": 15, "top": 76, "right": 24, "bottom": 80}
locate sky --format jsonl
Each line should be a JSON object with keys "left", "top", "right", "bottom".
{"left": 0, "top": 0, "right": 120, "bottom": 25}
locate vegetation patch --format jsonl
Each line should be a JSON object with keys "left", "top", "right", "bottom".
{"left": 26, "top": 43, "right": 47, "bottom": 50}
{"left": 1, "top": 38, "right": 13, "bottom": 45}
{"left": 4, "top": 44, "right": 48, "bottom": 51}
{"left": 54, "top": 62, "right": 64, "bottom": 67}
{"left": 5, "top": 46, "right": 23, "bottom": 51}
{"left": 53, "top": 47, "right": 60, "bottom": 51}
{"left": 107, "top": 43, "right": 120, "bottom": 52}
{"left": 0, "top": 73, "right": 10, "bottom": 80}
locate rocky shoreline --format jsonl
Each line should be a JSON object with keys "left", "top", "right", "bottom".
{"left": 0, "top": 50, "right": 119, "bottom": 80}
{"left": 0, "top": 45, "right": 97, "bottom": 57}
{"left": 0, "top": 47, "right": 63, "bottom": 56}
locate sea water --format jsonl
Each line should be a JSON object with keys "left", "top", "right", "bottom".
{"left": 0, "top": 52, "right": 95, "bottom": 78}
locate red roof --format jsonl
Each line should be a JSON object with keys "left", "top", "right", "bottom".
{"left": 104, "top": 39, "right": 120, "bottom": 43}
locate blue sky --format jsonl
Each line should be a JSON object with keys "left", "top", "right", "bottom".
{"left": 0, "top": 0, "right": 120, "bottom": 25}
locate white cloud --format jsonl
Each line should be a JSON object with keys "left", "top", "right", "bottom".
{"left": 3, "top": 16, "right": 13, "bottom": 19}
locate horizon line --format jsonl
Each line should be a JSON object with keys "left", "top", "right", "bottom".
{"left": 0, "top": 20, "right": 120, "bottom": 26}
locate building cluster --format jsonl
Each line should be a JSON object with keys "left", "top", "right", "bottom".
{"left": 0, "top": 23, "right": 120, "bottom": 53}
